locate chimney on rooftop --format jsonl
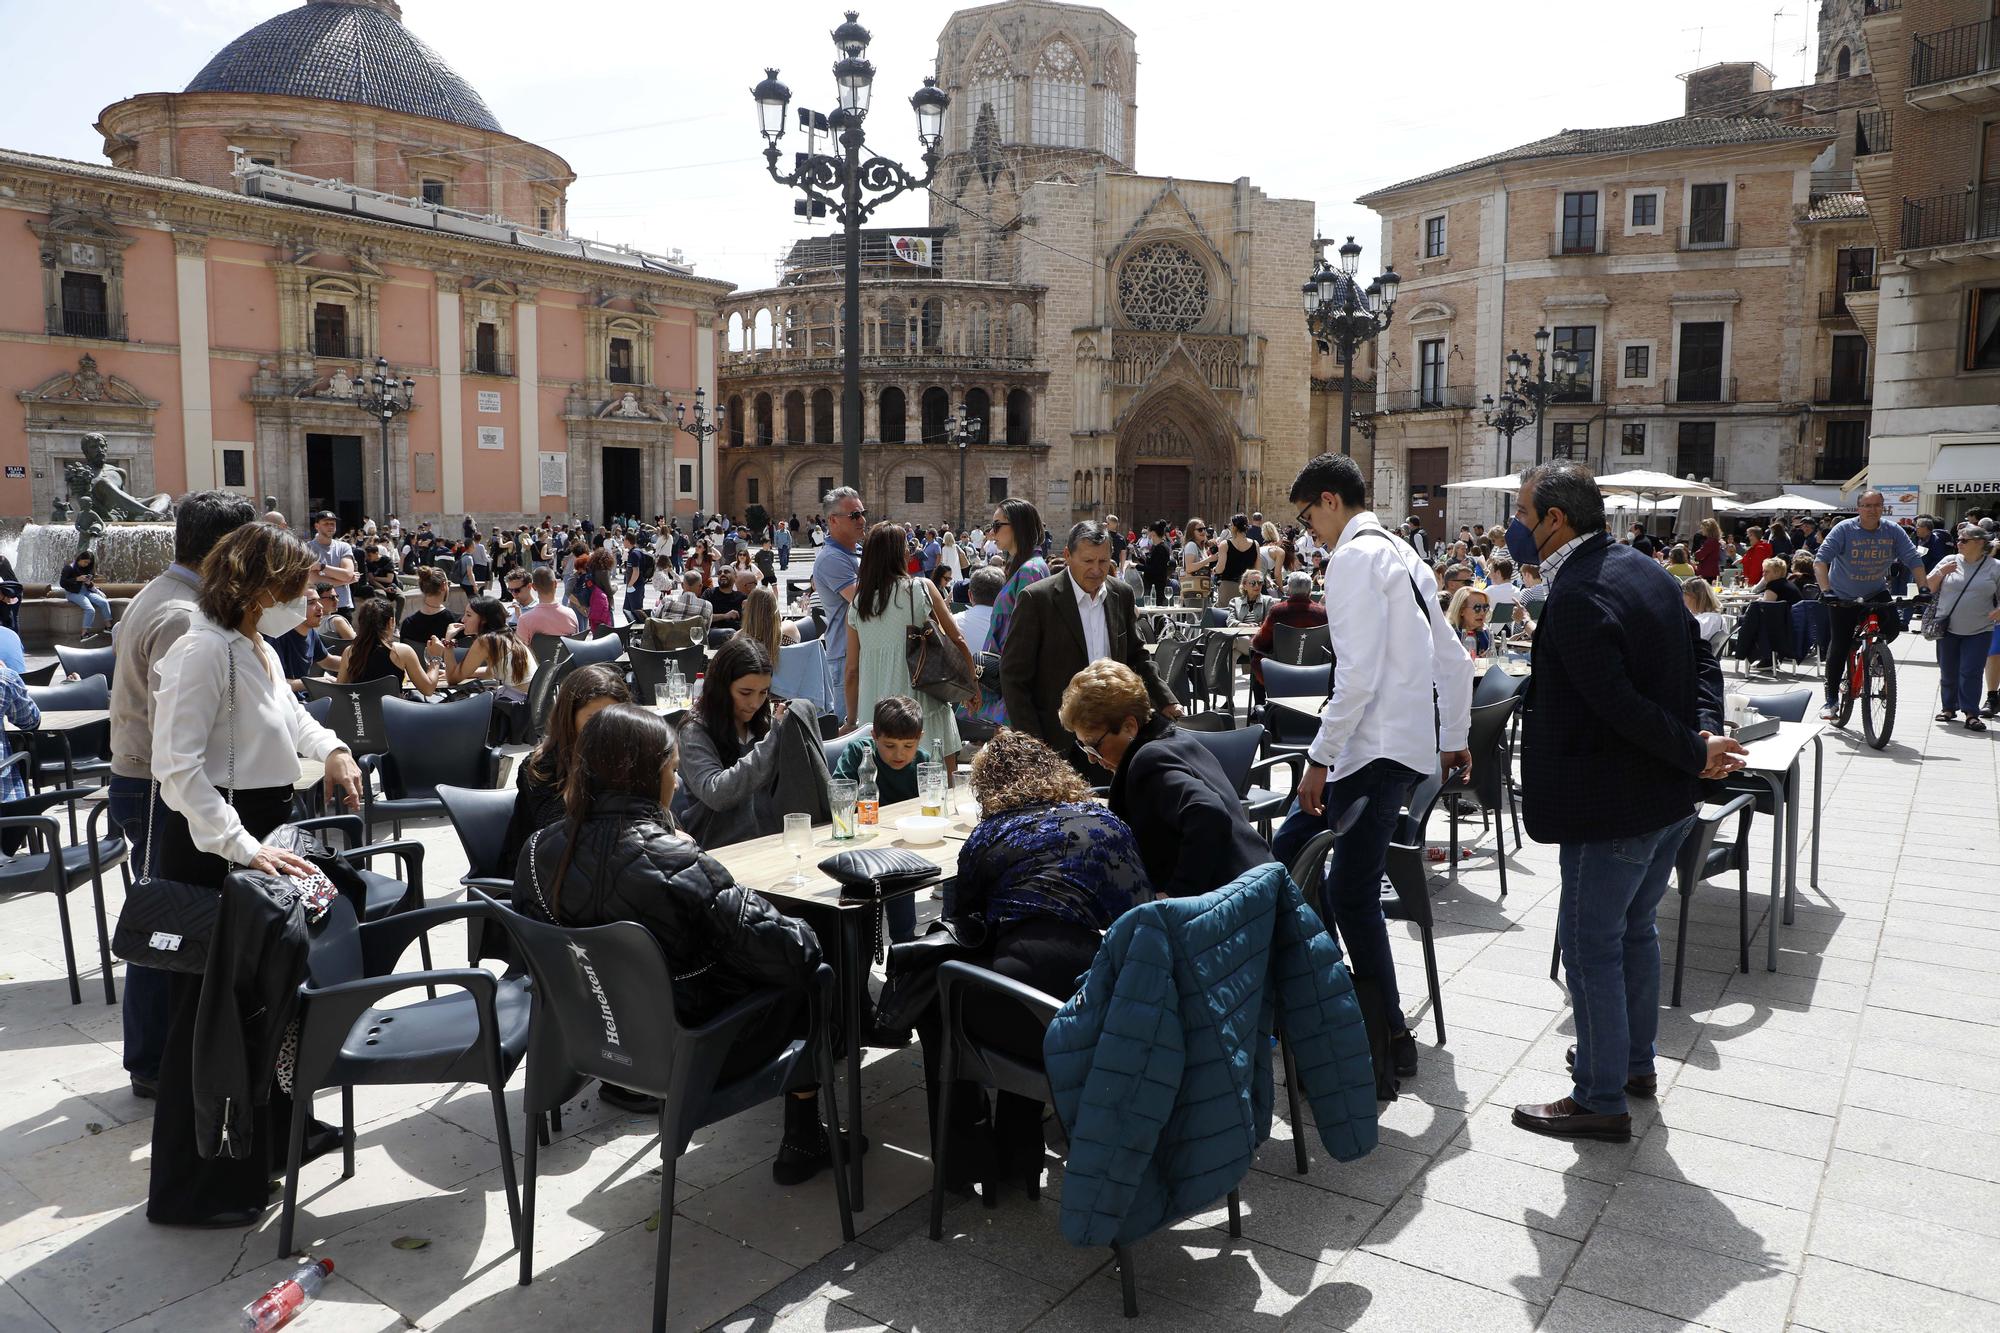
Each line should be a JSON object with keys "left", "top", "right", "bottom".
{"left": 1682, "top": 61, "right": 1773, "bottom": 117}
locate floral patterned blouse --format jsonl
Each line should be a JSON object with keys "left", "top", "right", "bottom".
{"left": 971, "top": 554, "right": 1048, "bottom": 726}
{"left": 954, "top": 800, "right": 1149, "bottom": 931}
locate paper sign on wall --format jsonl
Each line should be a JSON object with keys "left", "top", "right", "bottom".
{"left": 477, "top": 426, "right": 505, "bottom": 451}
{"left": 1879, "top": 483, "right": 1920, "bottom": 518}
{"left": 539, "top": 451, "right": 567, "bottom": 496}
{"left": 477, "top": 390, "right": 501, "bottom": 414}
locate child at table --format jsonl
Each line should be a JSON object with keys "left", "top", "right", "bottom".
{"left": 833, "top": 695, "right": 932, "bottom": 943}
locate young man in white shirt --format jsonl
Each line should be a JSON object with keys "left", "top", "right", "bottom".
{"left": 1271, "top": 452, "right": 1474, "bottom": 1079}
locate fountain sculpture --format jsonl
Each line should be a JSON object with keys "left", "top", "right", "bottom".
{"left": 3, "top": 432, "right": 176, "bottom": 586}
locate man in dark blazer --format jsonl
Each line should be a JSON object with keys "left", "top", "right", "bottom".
{"left": 1000, "top": 520, "right": 1180, "bottom": 769}
{"left": 1509, "top": 462, "right": 1744, "bottom": 1144}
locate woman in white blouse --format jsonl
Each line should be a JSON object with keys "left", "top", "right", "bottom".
{"left": 146, "top": 521, "right": 362, "bottom": 1229}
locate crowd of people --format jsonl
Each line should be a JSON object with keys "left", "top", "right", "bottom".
{"left": 28, "top": 447, "right": 1987, "bottom": 1235}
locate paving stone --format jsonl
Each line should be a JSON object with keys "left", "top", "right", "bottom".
{"left": 1819, "top": 1149, "right": 2000, "bottom": 1241}
{"left": 1653, "top": 1087, "right": 1834, "bottom": 1159}
{"left": 1286, "top": 1251, "right": 1541, "bottom": 1333}
{"left": 840, "top": 1230, "right": 1061, "bottom": 1332}
{"left": 1020, "top": 1274, "right": 1264, "bottom": 1333}
{"left": 1594, "top": 1171, "right": 1810, "bottom": 1272}
{"left": 1450, "top": 1101, "right": 1638, "bottom": 1185}
{"left": 1360, "top": 1195, "right": 1577, "bottom": 1305}
{"left": 1538, "top": 1286, "right": 1722, "bottom": 1333}
{"left": 708, "top": 1294, "right": 894, "bottom": 1333}
{"left": 1565, "top": 1224, "right": 1795, "bottom": 1333}
{"left": 1806, "top": 1198, "right": 2000, "bottom": 1306}
{"left": 0, "top": 1277, "right": 54, "bottom": 1333}
{"left": 1841, "top": 1067, "right": 2000, "bottom": 1136}
{"left": 1791, "top": 1256, "right": 2000, "bottom": 1333}
{"left": 1832, "top": 1105, "right": 2000, "bottom": 1183}
{"left": 1186, "top": 1169, "right": 1379, "bottom": 1261}
{"left": 1671, "top": 1054, "right": 1848, "bottom": 1116}
{"left": 1409, "top": 1146, "right": 1612, "bottom": 1241}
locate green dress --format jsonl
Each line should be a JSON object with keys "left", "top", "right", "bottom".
{"left": 852, "top": 577, "right": 962, "bottom": 758}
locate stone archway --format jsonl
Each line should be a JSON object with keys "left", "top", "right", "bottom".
{"left": 1111, "top": 355, "right": 1242, "bottom": 527}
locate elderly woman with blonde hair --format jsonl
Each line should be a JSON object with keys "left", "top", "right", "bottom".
{"left": 1058, "top": 660, "right": 1268, "bottom": 902}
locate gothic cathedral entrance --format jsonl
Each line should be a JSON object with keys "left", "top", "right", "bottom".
{"left": 1132, "top": 465, "right": 1191, "bottom": 528}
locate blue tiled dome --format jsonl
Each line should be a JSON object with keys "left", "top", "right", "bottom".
{"left": 185, "top": 1, "right": 502, "bottom": 134}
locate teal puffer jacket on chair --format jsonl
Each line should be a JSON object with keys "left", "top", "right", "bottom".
{"left": 1042, "top": 861, "right": 1378, "bottom": 1247}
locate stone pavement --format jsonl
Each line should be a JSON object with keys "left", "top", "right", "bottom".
{"left": 0, "top": 633, "right": 1995, "bottom": 1331}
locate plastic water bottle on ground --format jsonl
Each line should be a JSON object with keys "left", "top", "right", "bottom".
{"left": 240, "top": 1258, "right": 333, "bottom": 1333}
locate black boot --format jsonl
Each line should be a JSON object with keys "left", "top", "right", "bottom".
{"left": 771, "top": 1092, "right": 869, "bottom": 1186}
{"left": 1983, "top": 690, "right": 2000, "bottom": 719}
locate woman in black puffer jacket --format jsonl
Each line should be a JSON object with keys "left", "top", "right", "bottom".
{"left": 512, "top": 702, "right": 840, "bottom": 1184}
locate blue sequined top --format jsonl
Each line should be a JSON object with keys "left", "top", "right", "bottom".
{"left": 955, "top": 800, "right": 1150, "bottom": 931}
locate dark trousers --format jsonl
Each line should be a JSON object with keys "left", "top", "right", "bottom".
{"left": 1939, "top": 629, "right": 1989, "bottom": 715}
{"left": 918, "top": 917, "right": 1098, "bottom": 1162}
{"left": 1271, "top": 757, "right": 1421, "bottom": 1029}
{"left": 109, "top": 775, "right": 171, "bottom": 1081}
{"left": 1824, "top": 590, "right": 1896, "bottom": 702}
{"left": 147, "top": 786, "right": 298, "bottom": 1225}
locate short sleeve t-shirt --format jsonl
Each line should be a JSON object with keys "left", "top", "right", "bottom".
{"left": 814, "top": 541, "right": 861, "bottom": 659}
{"left": 1817, "top": 518, "right": 1919, "bottom": 600}
{"left": 309, "top": 536, "right": 357, "bottom": 608}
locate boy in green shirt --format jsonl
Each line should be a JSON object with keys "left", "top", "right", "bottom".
{"left": 833, "top": 695, "right": 930, "bottom": 804}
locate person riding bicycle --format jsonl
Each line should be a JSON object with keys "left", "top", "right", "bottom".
{"left": 1813, "top": 490, "right": 1921, "bottom": 722}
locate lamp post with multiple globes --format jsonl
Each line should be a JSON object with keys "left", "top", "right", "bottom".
{"left": 1302, "top": 236, "right": 1400, "bottom": 457}
{"left": 355, "top": 356, "right": 415, "bottom": 523}
{"left": 673, "top": 388, "right": 724, "bottom": 522}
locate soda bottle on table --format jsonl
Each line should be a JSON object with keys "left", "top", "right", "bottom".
{"left": 856, "top": 743, "right": 880, "bottom": 826}
{"left": 241, "top": 1258, "right": 333, "bottom": 1333}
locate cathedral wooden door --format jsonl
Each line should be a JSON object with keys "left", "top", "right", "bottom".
{"left": 1132, "top": 464, "right": 1191, "bottom": 527}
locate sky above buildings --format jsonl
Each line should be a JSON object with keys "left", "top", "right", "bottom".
{"left": 0, "top": 0, "right": 1827, "bottom": 294}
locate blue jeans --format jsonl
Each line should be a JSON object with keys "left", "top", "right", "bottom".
{"left": 109, "top": 776, "right": 172, "bottom": 1081}
{"left": 1271, "top": 758, "right": 1422, "bottom": 1030}
{"left": 65, "top": 588, "right": 113, "bottom": 630}
{"left": 1938, "top": 629, "right": 1988, "bottom": 714}
{"left": 1556, "top": 815, "right": 1694, "bottom": 1115}
{"left": 886, "top": 893, "right": 916, "bottom": 943}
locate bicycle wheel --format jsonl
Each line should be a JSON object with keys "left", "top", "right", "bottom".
{"left": 1860, "top": 640, "right": 1897, "bottom": 750}
{"left": 1834, "top": 652, "right": 1859, "bottom": 727}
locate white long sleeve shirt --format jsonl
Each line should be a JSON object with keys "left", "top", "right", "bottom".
{"left": 1309, "top": 511, "right": 1474, "bottom": 781}
{"left": 152, "top": 619, "right": 347, "bottom": 865}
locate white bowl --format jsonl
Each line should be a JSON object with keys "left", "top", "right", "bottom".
{"left": 896, "top": 815, "right": 949, "bottom": 846}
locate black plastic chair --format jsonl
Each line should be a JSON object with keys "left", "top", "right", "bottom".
{"left": 627, "top": 645, "right": 675, "bottom": 706}
{"left": 558, "top": 633, "right": 626, "bottom": 669}
{"left": 1151, "top": 635, "right": 1201, "bottom": 712}
{"left": 1259, "top": 660, "right": 1330, "bottom": 706}
{"left": 1444, "top": 697, "right": 1522, "bottom": 899}
{"left": 1383, "top": 769, "right": 1450, "bottom": 1046}
{"left": 438, "top": 784, "right": 520, "bottom": 966}
{"left": 1746, "top": 687, "right": 1813, "bottom": 722}
{"left": 304, "top": 676, "right": 402, "bottom": 762}
{"left": 1177, "top": 711, "right": 1236, "bottom": 732}
{"left": 291, "top": 810, "right": 434, "bottom": 982}
{"left": 278, "top": 890, "right": 529, "bottom": 1258}
{"left": 23, "top": 675, "right": 112, "bottom": 796}
{"left": 53, "top": 643, "right": 116, "bottom": 688}
{"left": 1182, "top": 721, "right": 1301, "bottom": 838}
{"left": 486, "top": 895, "right": 852, "bottom": 1333}
{"left": 0, "top": 757, "right": 127, "bottom": 1004}
{"left": 19, "top": 662, "right": 57, "bottom": 688}
{"left": 360, "top": 694, "right": 502, "bottom": 839}
{"left": 926, "top": 960, "right": 1239, "bottom": 1319}
{"left": 526, "top": 633, "right": 566, "bottom": 667}
{"left": 821, "top": 723, "right": 871, "bottom": 773}
{"left": 1268, "top": 622, "right": 1330, "bottom": 667}
{"left": 1471, "top": 664, "right": 1530, "bottom": 707}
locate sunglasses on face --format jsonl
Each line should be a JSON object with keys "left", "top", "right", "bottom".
{"left": 1078, "top": 729, "right": 1112, "bottom": 764}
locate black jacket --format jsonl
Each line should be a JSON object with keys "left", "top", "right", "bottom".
{"left": 1109, "top": 716, "right": 1271, "bottom": 900}
{"left": 192, "top": 870, "right": 314, "bottom": 1160}
{"left": 1000, "top": 571, "right": 1176, "bottom": 757}
{"left": 1521, "top": 533, "right": 1724, "bottom": 845}
{"left": 512, "top": 793, "right": 822, "bottom": 1023}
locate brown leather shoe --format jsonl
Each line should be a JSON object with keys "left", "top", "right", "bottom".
{"left": 1566, "top": 1045, "right": 1658, "bottom": 1099}
{"left": 1512, "top": 1097, "right": 1632, "bottom": 1143}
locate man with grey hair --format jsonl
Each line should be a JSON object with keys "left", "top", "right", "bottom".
{"left": 814, "top": 486, "right": 867, "bottom": 723}
{"left": 1813, "top": 489, "right": 1921, "bottom": 721}
{"left": 1001, "top": 519, "right": 1178, "bottom": 771}
{"left": 1507, "top": 460, "right": 1743, "bottom": 1143}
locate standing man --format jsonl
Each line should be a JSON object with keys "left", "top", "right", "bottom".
{"left": 1105, "top": 514, "right": 1127, "bottom": 565}
{"left": 1813, "top": 490, "right": 1921, "bottom": 722}
{"left": 108, "top": 491, "right": 258, "bottom": 1098}
{"left": 775, "top": 518, "right": 792, "bottom": 571}
{"left": 307, "top": 511, "right": 359, "bottom": 612}
{"left": 815, "top": 487, "right": 867, "bottom": 725}
{"left": 1507, "top": 462, "right": 1743, "bottom": 1142}
{"left": 1268, "top": 454, "right": 1472, "bottom": 1079}
{"left": 999, "top": 520, "right": 1180, "bottom": 773}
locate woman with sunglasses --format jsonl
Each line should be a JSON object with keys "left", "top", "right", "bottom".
{"left": 1058, "top": 660, "right": 1269, "bottom": 901}
{"left": 1925, "top": 525, "right": 2000, "bottom": 730}
{"left": 1445, "top": 585, "right": 1492, "bottom": 657}
{"left": 969, "top": 497, "right": 1046, "bottom": 729}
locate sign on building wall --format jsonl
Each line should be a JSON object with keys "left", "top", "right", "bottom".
{"left": 477, "top": 426, "right": 505, "bottom": 451}
{"left": 1879, "top": 483, "right": 1920, "bottom": 519}
{"left": 1047, "top": 478, "right": 1070, "bottom": 512}
{"left": 539, "top": 451, "right": 567, "bottom": 496}
{"left": 889, "top": 235, "right": 934, "bottom": 266}
{"left": 477, "top": 391, "right": 501, "bottom": 414}
{"left": 414, "top": 452, "right": 437, "bottom": 493}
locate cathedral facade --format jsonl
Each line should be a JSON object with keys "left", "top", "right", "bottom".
{"left": 716, "top": 1, "right": 1325, "bottom": 531}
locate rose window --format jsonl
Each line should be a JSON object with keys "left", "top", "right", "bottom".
{"left": 1117, "top": 242, "right": 1210, "bottom": 332}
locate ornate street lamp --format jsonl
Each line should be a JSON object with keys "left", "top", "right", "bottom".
{"left": 948, "top": 403, "right": 982, "bottom": 532}
{"left": 1303, "top": 236, "right": 1399, "bottom": 456}
{"left": 753, "top": 12, "right": 949, "bottom": 491}
{"left": 674, "top": 388, "right": 725, "bottom": 521}
{"left": 1501, "top": 327, "right": 1582, "bottom": 469}
{"left": 356, "top": 355, "right": 415, "bottom": 522}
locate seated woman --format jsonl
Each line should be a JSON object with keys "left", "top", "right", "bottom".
{"left": 1752, "top": 557, "right": 1803, "bottom": 604}
{"left": 1738, "top": 558, "right": 1803, "bottom": 670}
{"left": 1228, "top": 569, "right": 1277, "bottom": 628}
{"left": 920, "top": 729, "right": 1151, "bottom": 1195}
{"left": 512, "top": 704, "right": 841, "bottom": 1183}
{"left": 1664, "top": 545, "right": 1697, "bottom": 580}
{"left": 1683, "top": 577, "right": 1730, "bottom": 652}
{"left": 1444, "top": 585, "right": 1493, "bottom": 657}
{"left": 676, "top": 637, "right": 827, "bottom": 848}
{"left": 1058, "top": 659, "right": 1269, "bottom": 900}
{"left": 337, "top": 596, "right": 442, "bottom": 695}
{"left": 501, "top": 663, "right": 630, "bottom": 871}
{"left": 442, "top": 597, "right": 534, "bottom": 703}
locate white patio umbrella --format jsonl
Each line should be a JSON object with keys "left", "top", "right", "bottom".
{"left": 1440, "top": 472, "right": 1529, "bottom": 492}
{"left": 1591, "top": 469, "right": 1737, "bottom": 501}
{"left": 1727, "top": 492, "right": 1839, "bottom": 513}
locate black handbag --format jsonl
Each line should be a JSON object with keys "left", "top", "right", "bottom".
{"left": 817, "top": 846, "right": 943, "bottom": 962}
{"left": 111, "top": 646, "right": 239, "bottom": 975}
{"left": 876, "top": 913, "right": 988, "bottom": 1033}
{"left": 1921, "top": 555, "right": 1987, "bottom": 641}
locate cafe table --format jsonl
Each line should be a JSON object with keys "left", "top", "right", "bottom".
{"left": 1135, "top": 605, "right": 1203, "bottom": 618}
{"left": 1730, "top": 719, "right": 1825, "bottom": 971}
{"left": 7, "top": 709, "right": 111, "bottom": 840}
{"left": 703, "top": 794, "right": 975, "bottom": 1208}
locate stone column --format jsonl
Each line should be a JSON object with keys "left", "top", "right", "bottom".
{"left": 436, "top": 276, "right": 464, "bottom": 519}
{"left": 172, "top": 234, "right": 215, "bottom": 492}
{"left": 516, "top": 289, "right": 540, "bottom": 517}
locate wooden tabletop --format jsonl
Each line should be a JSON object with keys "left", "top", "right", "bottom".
{"left": 709, "top": 795, "right": 976, "bottom": 904}
{"left": 8, "top": 710, "right": 109, "bottom": 731}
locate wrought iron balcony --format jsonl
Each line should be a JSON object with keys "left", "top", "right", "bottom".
{"left": 1902, "top": 184, "right": 2000, "bottom": 251}
{"left": 1819, "top": 276, "right": 1875, "bottom": 321}
{"left": 1547, "top": 231, "right": 1604, "bottom": 258}
{"left": 1909, "top": 19, "right": 2000, "bottom": 107}
{"left": 1856, "top": 110, "right": 1893, "bottom": 156}
{"left": 1678, "top": 222, "right": 1739, "bottom": 251}
{"left": 312, "top": 332, "right": 364, "bottom": 359}
{"left": 1815, "top": 447, "right": 1870, "bottom": 480}
{"left": 55, "top": 310, "right": 125, "bottom": 341}
{"left": 1667, "top": 375, "right": 1736, "bottom": 405}
{"left": 1815, "top": 376, "right": 1874, "bottom": 405}
{"left": 467, "top": 352, "right": 514, "bottom": 377}
{"left": 1381, "top": 385, "right": 1476, "bottom": 412}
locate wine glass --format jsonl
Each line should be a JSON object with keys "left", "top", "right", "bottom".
{"left": 780, "top": 813, "right": 812, "bottom": 888}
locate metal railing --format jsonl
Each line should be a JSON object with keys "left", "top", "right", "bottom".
{"left": 1911, "top": 18, "right": 1999, "bottom": 87}
{"left": 1381, "top": 385, "right": 1476, "bottom": 412}
{"left": 1811, "top": 170, "right": 1860, "bottom": 196}
{"left": 1819, "top": 273, "right": 1876, "bottom": 321}
{"left": 312, "top": 333, "right": 364, "bottom": 359}
{"left": 1678, "top": 222, "right": 1739, "bottom": 251}
{"left": 1547, "top": 231, "right": 1603, "bottom": 257}
{"left": 1856, "top": 110, "right": 1893, "bottom": 156}
{"left": 607, "top": 363, "right": 646, "bottom": 386}
{"left": 56, "top": 310, "right": 124, "bottom": 340}
{"left": 1902, "top": 184, "right": 2000, "bottom": 250}
{"left": 1815, "top": 376, "right": 1874, "bottom": 405}
{"left": 467, "top": 352, "right": 514, "bottom": 376}
{"left": 1668, "top": 375, "right": 1736, "bottom": 404}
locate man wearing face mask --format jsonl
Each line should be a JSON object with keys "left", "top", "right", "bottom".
{"left": 1269, "top": 453, "right": 1473, "bottom": 1081}
{"left": 1506, "top": 462, "right": 1744, "bottom": 1144}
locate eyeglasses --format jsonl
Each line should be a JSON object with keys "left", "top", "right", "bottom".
{"left": 1077, "top": 729, "right": 1113, "bottom": 764}
{"left": 838, "top": 508, "right": 866, "bottom": 520}
{"left": 991, "top": 519, "right": 1010, "bottom": 530}
{"left": 1295, "top": 507, "right": 1314, "bottom": 529}
{"left": 1468, "top": 605, "right": 1491, "bottom": 616}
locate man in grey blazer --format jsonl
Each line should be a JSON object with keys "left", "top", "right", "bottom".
{"left": 1001, "top": 520, "right": 1181, "bottom": 770}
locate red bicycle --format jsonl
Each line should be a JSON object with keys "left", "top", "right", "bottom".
{"left": 1825, "top": 596, "right": 1924, "bottom": 750}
